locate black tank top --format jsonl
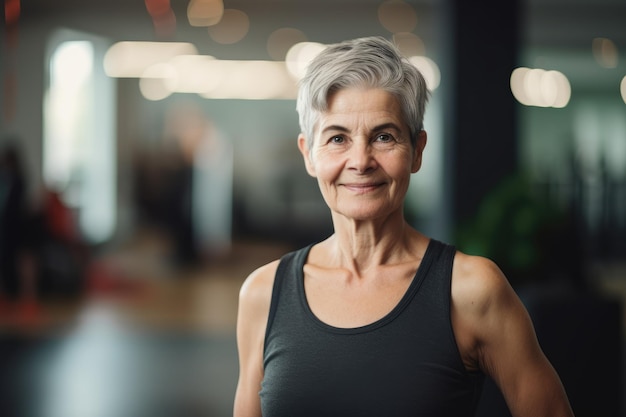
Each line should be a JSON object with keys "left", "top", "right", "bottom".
{"left": 260, "top": 239, "right": 484, "bottom": 417}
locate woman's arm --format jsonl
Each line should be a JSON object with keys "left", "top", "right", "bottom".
{"left": 452, "top": 254, "right": 574, "bottom": 417}
{"left": 233, "top": 261, "right": 278, "bottom": 417}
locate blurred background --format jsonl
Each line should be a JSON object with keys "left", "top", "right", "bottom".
{"left": 0, "top": 0, "right": 625, "bottom": 416}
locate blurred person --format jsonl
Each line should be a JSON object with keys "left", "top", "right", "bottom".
{"left": 234, "top": 37, "right": 574, "bottom": 417}
{"left": 165, "top": 143, "right": 196, "bottom": 266}
{"left": 0, "top": 142, "right": 27, "bottom": 300}
{"left": 0, "top": 141, "right": 42, "bottom": 322}
{"left": 36, "top": 187, "right": 88, "bottom": 296}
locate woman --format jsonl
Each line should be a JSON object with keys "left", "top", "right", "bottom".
{"left": 234, "top": 37, "right": 574, "bottom": 417}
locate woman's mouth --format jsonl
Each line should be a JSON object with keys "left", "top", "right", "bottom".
{"left": 342, "top": 183, "right": 384, "bottom": 193}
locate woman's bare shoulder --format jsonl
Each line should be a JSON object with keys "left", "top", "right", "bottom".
{"left": 239, "top": 260, "right": 281, "bottom": 306}
{"left": 451, "top": 250, "right": 513, "bottom": 315}
{"left": 452, "top": 250, "right": 504, "bottom": 278}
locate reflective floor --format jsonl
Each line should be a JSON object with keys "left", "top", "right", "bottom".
{"left": 0, "top": 231, "right": 292, "bottom": 417}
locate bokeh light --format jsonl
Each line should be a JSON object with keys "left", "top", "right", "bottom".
{"left": 510, "top": 67, "right": 571, "bottom": 108}
{"left": 187, "top": 0, "right": 223, "bottom": 27}
{"left": 408, "top": 56, "right": 440, "bottom": 91}
{"left": 165, "top": 55, "right": 219, "bottom": 94}
{"left": 139, "top": 63, "right": 175, "bottom": 100}
{"left": 378, "top": 0, "right": 417, "bottom": 33}
{"left": 393, "top": 32, "right": 425, "bottom": 57}
{"left": 202, "top": 61, "right": 293, "bottom": 100}
{"left": 4, "top": 0, "right": 20, "bottom": 25}
{"left": 592, "top": 37, "right": 619, "bottom": 69}
{"left": 285, "top": 42, "right": 327, "bottom": 81}
{"left": 103, "top": 41, "right": 198, "bottom": 78}
{"left": 207, "top": 9, "right": 249, "bottom": 44}
{"left": 267, "top": 28, "right": 308, "bottom": 61}
{"left": 145, "top": 0, "right": 176, "bottom": 36}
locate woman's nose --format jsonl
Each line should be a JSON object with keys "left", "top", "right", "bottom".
{"left": 347, "top": 141, "right": 376, "bottom": 173}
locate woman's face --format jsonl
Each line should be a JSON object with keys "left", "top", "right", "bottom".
{"left": 298, "top": 87, "right": 426, "bottom": 222}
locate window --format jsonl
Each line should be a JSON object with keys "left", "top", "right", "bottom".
{"left": 44, "top": 29, "right": 116, "bottom": 244}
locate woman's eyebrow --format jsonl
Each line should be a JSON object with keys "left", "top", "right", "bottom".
{"left": 320, "top": 124, "right": 349, "bottom": 134}
{"left": 372, "top": 123, "right": 402, "bottom": 132}
{"left": 320, "top": 122, "right": 402, "bottom": 134}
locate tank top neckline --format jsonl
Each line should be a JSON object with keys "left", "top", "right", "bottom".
{"left": 295, "top": 238, "right": 440, "bottom": 334}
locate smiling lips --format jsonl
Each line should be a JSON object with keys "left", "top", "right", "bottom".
{"left": 342, "top": 182, "right": 385, "bottom": 193}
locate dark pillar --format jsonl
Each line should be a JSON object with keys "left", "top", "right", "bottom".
{"left": 443, "top": 0, "right": 522, "bottom": 229}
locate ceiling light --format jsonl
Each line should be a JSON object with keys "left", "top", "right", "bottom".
{"left": 104, "top": 41, "right": 198, "bottom": 78}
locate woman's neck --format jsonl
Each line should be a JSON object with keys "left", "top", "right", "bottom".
{"left": 325, "top": 211, "right": 424, "bottom": 270}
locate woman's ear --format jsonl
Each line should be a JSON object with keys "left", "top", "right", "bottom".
{"left": 411, "top": 130, "right": 427, "bottom": 173}
{"left": 298, "top": 134, "right": 317, "bottom": 177}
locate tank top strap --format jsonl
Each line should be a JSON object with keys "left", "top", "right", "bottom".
{"left": 415, "top": 239, "right": 457, "bottom": 317}
{"left": 264, "top": 244, "right": 313, "bottom": 347}
{"left": 426, "top": 239, "right": 457, "bottom": 288}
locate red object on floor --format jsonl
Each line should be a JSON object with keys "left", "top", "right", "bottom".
{"left": 15, "top": 298, "right": 41, "bottom": 325}
{"left": 86, "top": 260, "right": 150, "bottom": 300}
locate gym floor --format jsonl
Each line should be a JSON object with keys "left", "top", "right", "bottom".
{"left": 0, "top": 231, "right": 292, "bottom": 417}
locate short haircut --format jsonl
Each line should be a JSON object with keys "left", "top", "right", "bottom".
{"left": 296, "top": 36, "right": 429, "bottom": 150}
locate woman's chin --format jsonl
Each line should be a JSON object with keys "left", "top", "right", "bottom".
{"left": 332, "top": 204, "right": 394, "bottom": 222}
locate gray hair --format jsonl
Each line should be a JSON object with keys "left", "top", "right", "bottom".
{"left": 296, "top": 36, "right": 429, "bottom": 150}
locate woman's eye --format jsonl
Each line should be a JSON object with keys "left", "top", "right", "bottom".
{"left": 376, "top": 133, "right": 394, "bottom": 143}
{"left": 329, "top": 136, "right": 345, "bottom": 144}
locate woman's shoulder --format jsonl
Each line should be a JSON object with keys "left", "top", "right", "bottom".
{"left": 239, "top": 260, "right": 281, "bottom": 306}
{"left": 241, "top": 243, "right": 314, "bottom": 294}
{"left": 450, "top": 250, "right": 514, "bottom": 315}
{"left": 236, "top": 260, "right": 282, "bottom": 338}
{"left": 452, "top": 250, "right": 503, "bottom": 280}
